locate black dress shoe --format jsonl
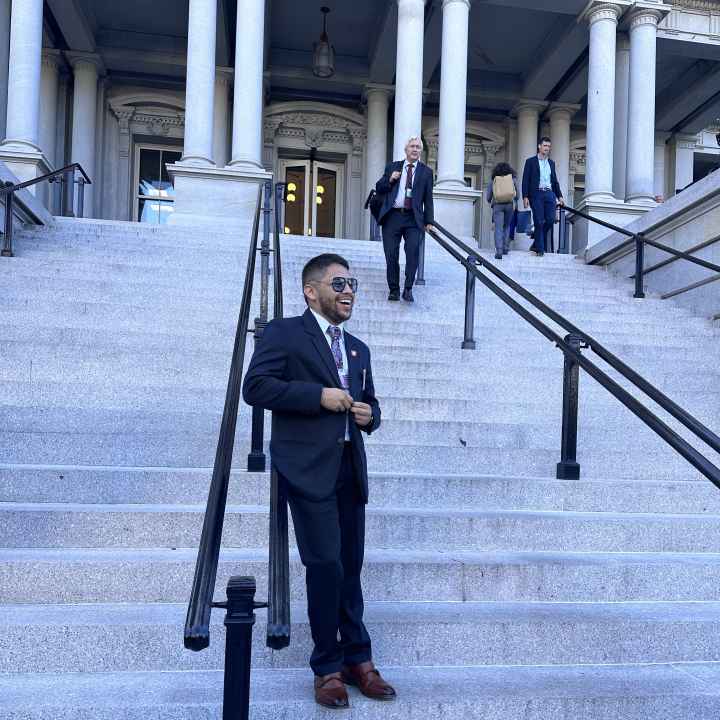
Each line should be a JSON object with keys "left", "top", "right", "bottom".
{"left": 494, "top": 252, "right": 503, "bottom": 260}
{"left": 538, "top": 251, "right": 544, "bottom": 257}
{"left": 402, "top": 288, "right": 414, "bottom": 302}
{"left": 387, "top": 290, "right": 400, "bottom": 301}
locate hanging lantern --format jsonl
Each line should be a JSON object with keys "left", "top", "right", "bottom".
{"left": 312, "top": 7, "right": 335, "bottom": 78}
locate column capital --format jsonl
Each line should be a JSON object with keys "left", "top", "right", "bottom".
{"left": 547, "top": 102, "right": 582, "bottom": 120}
{"left": 512, "top": 99, "right": 547, "bottom": 118}
{"left": 363, "top": 83, "right": 394, "bottom": 102}
{"left": 623, "top": 4, "right": 668, "bottom": 31}
{"left": 578, "top": 1, "right": 628, "bottom": 26}
{"left": 441, "top": 0, "right": 471, "bottom": 9}
{"left": 65, "top": 52, "right": 105, "bottom": 75}
{"left": 41, "top": 48, "right": 63, "bottom": 71}
{"left": 110, "top": 105, "right": 135, "bottom": 131}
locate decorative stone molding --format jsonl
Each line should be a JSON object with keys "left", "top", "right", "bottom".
{"left": 264, "top": 102, "right": 367, "bottom": 152}
{"left": 579, "top": 1, "right": 627, "bottom": 26}
{"left": 110, "top": 106, "right": 135, "bottom": 132}
{"left": 628, "top": 8, "right": 665, "bottom": 29}
{"left": 671, "top": 0, "right": 720, "bottom": 9}
{"left": 41, "top": 49, "right": 62, "bottom": 71}
{"left": 65, "top": 51, "right": 106, "bottom": 75}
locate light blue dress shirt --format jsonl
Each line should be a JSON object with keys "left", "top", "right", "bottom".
{"left": 538, "top": 157, "right": 551, "bottom": 190}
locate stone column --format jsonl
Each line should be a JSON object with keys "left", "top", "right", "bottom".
{"left": 547, "top": 103, "right": 579, "bottom": 199}
{"left": 0, "top": 0, "right": 11, "bottom": 142}
{"left": 613, "top": 32, "right": 630, "bottom": 200}
{"left": 213, "top": 68, "right": 232, "bottom": 168}
{"left": 229, "top": 0, "right": 265, "bottom": 169}
{"left": 625, "top": 7, "right": 663, "bottom": 204}
{"left": 515, "top": 99, "right": 546, "bottom": 180}
{"left": 365, "top": 83, "right": 392, "bottom": 239}
{"left": 39, "top": 49, "right": 61, "bottom": 168}
{"left": 365, "top": 84, "right": 392, "bottom": 189}
{"left": 181, "top": 0, "right": 216, "bottom": 165}
{"left": 436, "top": 0, "right": 471, "bottom": 188}
{"left": 0, "top": 0, "right": 50, "bottom": 187}
{"left": 654, "top": 131, "right": 668, "bottom": 200}
{"left": 392, "top": 0, "right": 424, "bottom": 159}
{"left": 68, "top": 53, "right": 103, "bottom": 217}
{"left": 668, "top": 132, "right": 697, "bottom": 195}
{"left": 582, "top": 3, "right": 622, "bottom": 201}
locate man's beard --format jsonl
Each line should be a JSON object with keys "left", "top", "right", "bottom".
{"left": 318, "top": 294, "right": 350, "bottom": 325}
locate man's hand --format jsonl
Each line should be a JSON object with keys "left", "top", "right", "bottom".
{"left": 321, "top": 388, "right": 353, "bottom": 413}
{"left": 425, "top": 224, "right": 435, "bottom": 234}
{"left": 523, "top": 197, "right": 529, "bottom": 209}
{"left": 350, "top": 402, "right": 373, "bottom": 427}
{"left": 557, "top": 197, "right": 565, "bottom": 207}
{"left": 390, "top": 170, "right": 401, "bottom": 182}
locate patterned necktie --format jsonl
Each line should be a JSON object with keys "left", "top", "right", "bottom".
{"left": 327, "top": 326, "right": 349, "bottom": 390}
{"left": 404, "top": 164, "right": 414, "bottom": 209}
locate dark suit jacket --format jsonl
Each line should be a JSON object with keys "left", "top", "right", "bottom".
{"left": 521, "top": 156, "right": 563, "bottom": 203}
{"left": 375, "top": 160, "right": 434, "bottom": 231}
{"left": 242, "top": 309, "right": 381, "bottom": 503}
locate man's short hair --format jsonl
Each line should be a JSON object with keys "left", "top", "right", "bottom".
{"left": 538, "top": 136, "right": 552, "bottom": 146}
{"left": 302, "top": 253, "right": 350, "bottom": 287}
{"left": 405, "top": 135, "right": 424, "bottom": 151}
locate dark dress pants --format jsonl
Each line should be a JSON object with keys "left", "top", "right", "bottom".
{"left": 530, "top": 190, "right": 556, "bottom": 253}
{"left": 284, "top": 443, "right": 372, "bottom": 676}
{"left": 381, "top": 208, "right": 423, "bottom": 291}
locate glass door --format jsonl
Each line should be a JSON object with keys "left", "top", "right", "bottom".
{"left": 133, "top": 144, "right": 182, "bottom": 224}
{"left": 279, "top": 160, "right": 311, "bottom": 235}
{"left": 279, "top": 159, "right": 344, "bottom": 237}
{"left": 312, "top": 162, "right": 343, "bottom": 238}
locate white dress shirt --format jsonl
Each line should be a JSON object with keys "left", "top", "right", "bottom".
{"left": 393, "top": 160, "right": 418, "bottom": 209}
{"left": 310, "top": 307, "right": 350, "bottom": 440}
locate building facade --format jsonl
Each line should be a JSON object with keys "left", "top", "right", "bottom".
{"left": 0, "top": 0, "right": 719, "bottom": 248}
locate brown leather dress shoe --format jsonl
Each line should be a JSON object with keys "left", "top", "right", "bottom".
{"left": 341, "top": 661, "right": 396, "bottom": 701}
{"left": 314, "top": 672, "right": 350, "bottom": 709}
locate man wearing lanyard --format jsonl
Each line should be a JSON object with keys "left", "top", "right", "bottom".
{"left": 521, "top": 136, "right": 565, "bottom": 256}
{"left": 375, "top": 136, "right": 435, "bottom": 302}
{"left": 243, "top": 253, "right": 394, "bottom": 709}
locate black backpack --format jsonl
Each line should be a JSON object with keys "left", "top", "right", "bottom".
{"left": 364, "top": 189, "right": 384, "bottom": 222}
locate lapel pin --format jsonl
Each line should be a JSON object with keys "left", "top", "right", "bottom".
{"left": 351, "top": 350, "right": 358, "bottom": 357}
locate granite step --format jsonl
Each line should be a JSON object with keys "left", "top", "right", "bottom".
{"left": 3, "top": 502, "right": 720, "bottom": 552}
{"left": 2, "top": 662, "right": 720, "bottom": 720}
{"left": 4, "top": 547, "right": 720, "bottom": 604}
{"left": 3, "top": 600, "right": 720, "bottom": 672}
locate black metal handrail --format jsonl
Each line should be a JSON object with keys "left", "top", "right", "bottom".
{"left": 1, "top": 162, "right": 91, "bottom": 258}
{"left": 429, "top": 221, "right": 720, "bottom": 489}
{"left": 560, "top": 204, "right": 720, "bottom": 299}
{"left": 184, "top": 183, "right": 265, "bottom": 653}
{"left": 185, "top": 180, "right": 289, "bottom": 720}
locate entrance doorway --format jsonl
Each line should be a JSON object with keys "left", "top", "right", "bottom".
{"left": 133, "top": 144, "right": 182, "bottom": 224}
{"left": 278, "top": 159, "right": 344, "bottom": 237}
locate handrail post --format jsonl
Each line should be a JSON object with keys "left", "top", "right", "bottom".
{"left": 633, "top": 233, "right": 645, "bottom": 299}
{"left": 266, "top": 467, "right": 291, "bottom": 649}
{"left": 76, "top": 176, "right": 86, "bottom": 218}
{"left": 247, "top": 180, "right": 273, "bottom": 472}
{"left": 556, "top": 333, "right": 583, "bottom": 480}
{"left": 61, "top": 170, "right": 73, "bottom": 217}
{"left": 461, "top": 255, "right": 478, "bottom": 349}
{"left": 416, "top": 232, "right": 426, "bottom": 285}
{"left": 222, "top": 576, "right": 263, "bottom": 720}
{"left": 2, "top": 183, "right": 15, "bottom": 257}
{"left": 558, "top": 206, "right": 568, "bottom": 254}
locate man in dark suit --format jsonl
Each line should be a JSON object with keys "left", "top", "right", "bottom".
{"left": 521, "top": 136, "right": 565, "bottom": 256}
{"left": 375, "top": 136, "right": 435, "bottom": 302}
{"left": 242, "top": 253, "right": 395, "bottom": 709}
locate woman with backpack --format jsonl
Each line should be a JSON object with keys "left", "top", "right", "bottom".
{"left": 485, "top": 162, "right": 521, "bottom": 260}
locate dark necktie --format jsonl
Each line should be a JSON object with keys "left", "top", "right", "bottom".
{"left": 404, "top": 164, "right": 414, "bottom": 209}
{"left": 327, "top": 326, "right": 349, "bottom": 390}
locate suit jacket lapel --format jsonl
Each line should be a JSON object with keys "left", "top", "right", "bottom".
{"left": 302, "top": 309, "right": 342, "bottom": 388}
{"left": 344, "top": 333, "right": 361, "bottom": 399}
{"left": 390, "top": 160, "right": 403, "bottom": 204}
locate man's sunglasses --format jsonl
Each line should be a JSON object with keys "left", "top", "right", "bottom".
{"left": 315, "top": 277, "right": 359, "bottom": 293}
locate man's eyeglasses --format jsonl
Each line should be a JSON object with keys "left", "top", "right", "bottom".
{"left": 313, "top": 277, "right": 359, "bottom": 293}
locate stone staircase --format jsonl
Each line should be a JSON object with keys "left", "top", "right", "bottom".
{"left": 2, "top": 216, "right": 720, "bottom": 718}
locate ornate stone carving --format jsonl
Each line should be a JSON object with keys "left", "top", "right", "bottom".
{"left": 628, "top": 9, "right": 664, "bottom": 29}
{"left": 585, "top": 3, "right": 623, "bottom": 26}
{"left": 264, "top": 108, "right": 367, "bottom": 152}
{"left": 671, "top": 0, "right": 720, "bottom": 10}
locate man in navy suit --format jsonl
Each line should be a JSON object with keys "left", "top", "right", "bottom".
{"left": 243, "top": 254, "right": 395, "bottom": 709}
{"left": 521, "top": 136, "right": 565, "bottom": 256}
{"left": 375, "top": 136, "right": 435, "bottom": 302}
